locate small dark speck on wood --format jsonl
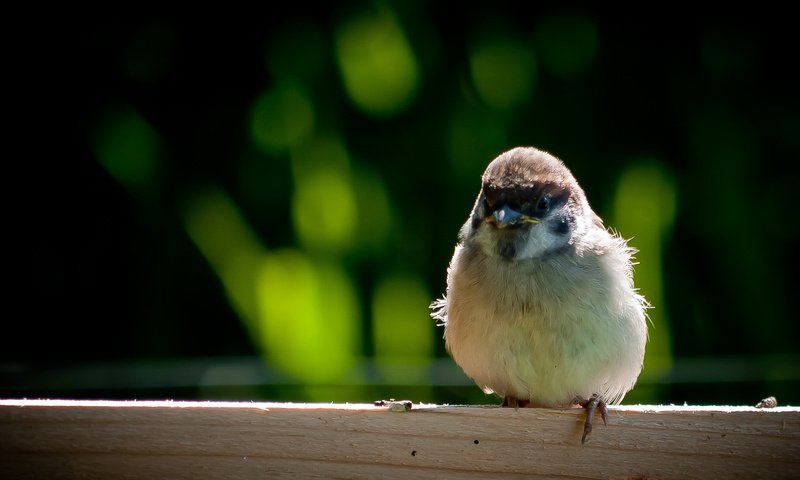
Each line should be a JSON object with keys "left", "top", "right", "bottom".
{"left": 374, "top": 399, "right": 413, "bottom": 412}
{"left": 756, "top": 396, "right": 777, "bottom": 408}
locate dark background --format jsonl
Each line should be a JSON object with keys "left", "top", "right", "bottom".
{"left": 6, "top": 5, "right": 798, "bottom": 406}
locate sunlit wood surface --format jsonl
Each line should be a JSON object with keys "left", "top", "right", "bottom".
{"left": 1, "top": 400, "right": 798, "bottom": 479}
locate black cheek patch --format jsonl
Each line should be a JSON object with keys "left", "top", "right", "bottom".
{"left": 471, "top": 212, "right": 483, "bottom": 230}
{"left": 551, "top": 219, "right": 570, "bottom": 236}
{"left": 549, "top": 211, "right": 573, "bottom": 236}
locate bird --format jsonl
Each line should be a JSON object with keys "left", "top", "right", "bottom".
{"left": 431, "top": 146, "right": 648, "bottom": 444}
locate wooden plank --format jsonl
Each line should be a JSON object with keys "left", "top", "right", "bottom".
{"left": 1, "top": 400, "right": 798, "bottom": 479}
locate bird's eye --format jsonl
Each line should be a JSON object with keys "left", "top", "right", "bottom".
{"left": 536, "top": 195, "right": 550, "bottom": 212}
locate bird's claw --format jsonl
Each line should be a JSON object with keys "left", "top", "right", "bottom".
{"left": 502, "top": 396, "right": 530, "bottom": 409}
{"left": 574, "top": 394, "right": 607, "bottom": 445}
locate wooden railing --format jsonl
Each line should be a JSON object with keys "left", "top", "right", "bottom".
{"left": 1, "top": 400, "right": 798, "bottom": 479}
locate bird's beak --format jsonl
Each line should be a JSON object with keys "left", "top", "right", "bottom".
{"left": 487, "top": 205, "right": 540, "bottom": 229}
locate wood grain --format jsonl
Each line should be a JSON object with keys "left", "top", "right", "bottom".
{"left": 1, "top": 400, "right": 798, "bottom": 479}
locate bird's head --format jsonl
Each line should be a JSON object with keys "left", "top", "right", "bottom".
{"left": 463, "top": 147, "right": 597, "bottom": 261}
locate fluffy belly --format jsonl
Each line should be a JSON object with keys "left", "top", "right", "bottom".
{"left": 439, "top": 242, "right": 647, "bottom": 407}
{"left": 445, "top": 305, "right": 636, "bottom": 407}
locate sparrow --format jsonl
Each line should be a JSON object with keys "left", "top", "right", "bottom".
{"left": 431, "top": 146, "right": 648, "bottom": 444}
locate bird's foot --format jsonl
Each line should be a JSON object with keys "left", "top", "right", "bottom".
{"left": 502, "top": 396, "right": 530, "bottom": 409}
{"left": 573, "top": 393, "right": 608, "bottom": 445}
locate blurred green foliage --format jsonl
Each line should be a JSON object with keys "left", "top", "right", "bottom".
{"left": 335, "top": 7, "right": 420, "bottom": 116}
{"left": 611, "top": 161, "right": 676, "bottom": 399}
{"left": 91, "top": 107, "right": 162, "bottom": 195}
{"left": 469, "top": 35, "right": 537, "bottom": 109}
{"left": 7, "top": 5, "right": 799, "bottom": 406}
